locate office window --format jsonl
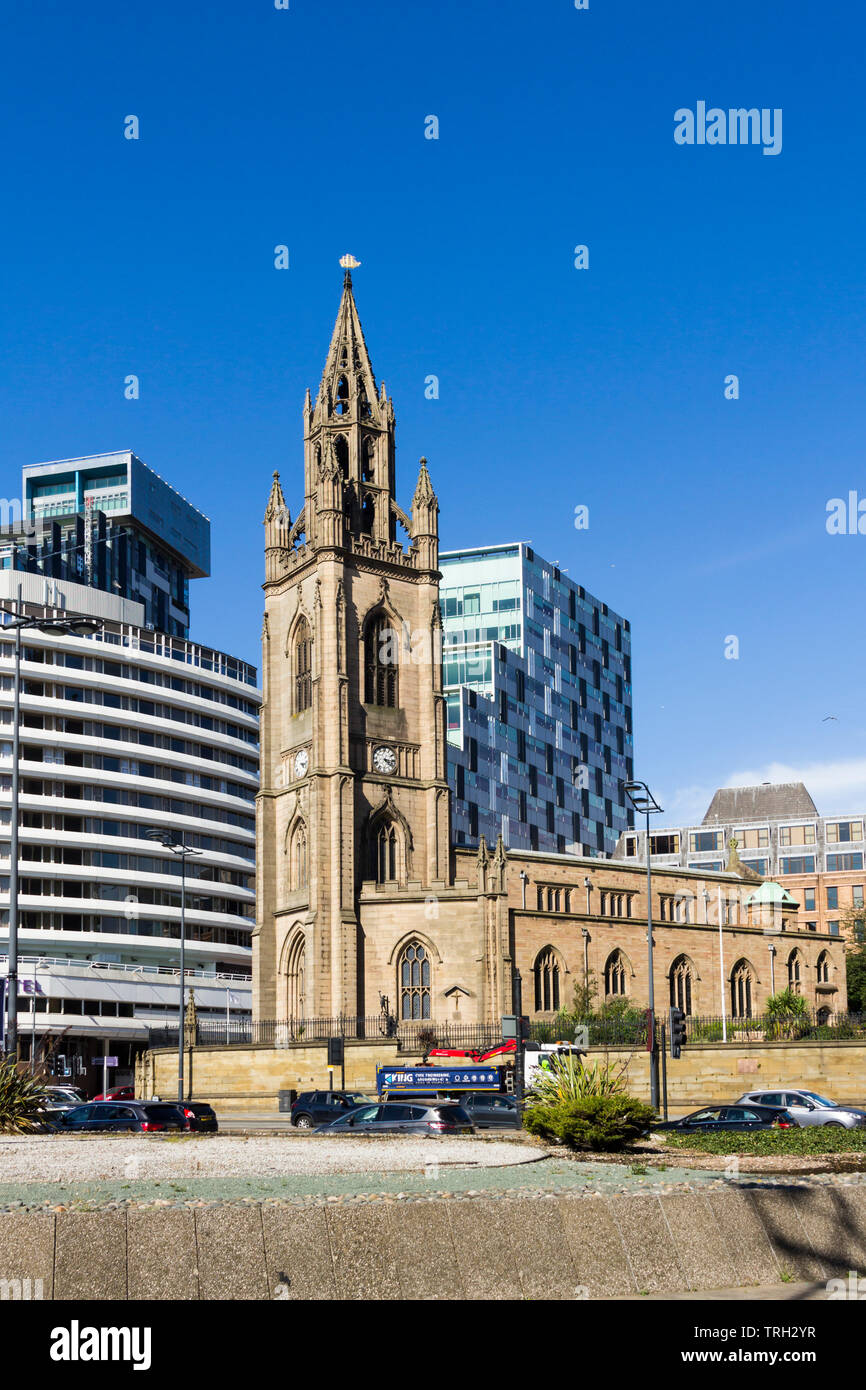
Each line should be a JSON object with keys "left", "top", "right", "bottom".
{"left": 734, "top": 826, "right": 769, "bottom": 850}
{"left": 624, "top": 835, "right": 637, "bottom": 857}
{"left": 854, "top": 886, "right": 864, "bottom": 908}
{"left": 779, "top": 824, "right": 816, "bottom": 846}
{"left": 829, "top": 921, "right": 840, "bottom": 936}
{"left": 804, "top": 888, "right": 816, "bottom": 912}
{"left": 690, "top": 831, "right": 723, "bottom": 853}
{"left": 827, "top": 853, "right": 863, "bottom": 872}
{"left": 779, "top": 856, "right": 815, "bottom": 875}
{"left": 650, "top": 833, "right": 680, "bottom": 855}
{"left": 827, "top": 820, "right": 864, "bottom": 843}
{"left": 827, "top": 886, "right": 838, "bottom": 910}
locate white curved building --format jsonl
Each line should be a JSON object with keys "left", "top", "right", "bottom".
{"left": 0, "top": 573, "right": 259, "bottom": 1090}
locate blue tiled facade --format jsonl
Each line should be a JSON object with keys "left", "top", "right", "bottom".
{"left": 441, "top": 543, "right": 634, "bottom": 858}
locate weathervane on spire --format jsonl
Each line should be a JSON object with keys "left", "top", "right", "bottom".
{"left": 339, "top": 253, "right": 361, "bottom": 286}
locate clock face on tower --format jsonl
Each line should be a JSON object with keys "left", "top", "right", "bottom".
{"left": 373, "top": 745, "right": 397, "bottom": 776}
{"left": 293, "top": 748, "right": 309, "bottom": 780}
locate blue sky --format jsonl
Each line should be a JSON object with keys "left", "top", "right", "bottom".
{"left": 1, "top": 0, "right": 864, "bottom": 824}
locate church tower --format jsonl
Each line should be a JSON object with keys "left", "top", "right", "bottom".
{"left": 254, "top": 264, "right": 452, "bottom": 1020}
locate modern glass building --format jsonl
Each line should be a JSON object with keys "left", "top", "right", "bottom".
{"left": 0, "top": 451, "right": 211, "bottom": 638}
{"left": 0, "top": 451, "right": 257, "bottom": 1091}
{"left": 441, "top": 543, "right": 634, "bottom": 858}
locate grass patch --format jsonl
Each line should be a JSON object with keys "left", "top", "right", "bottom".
{"left": 662, "top": 1127, "right": 866, "bottom": 1156}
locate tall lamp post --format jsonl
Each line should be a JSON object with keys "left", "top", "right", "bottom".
{"left": 1, "top": 606, "right": 102, "bottom": 1061}
{"left": 623, "top": 779, "right": 664, "bottom": 1111}
{"left": 146, "top": 830, "right": 202, "bottom": 1103}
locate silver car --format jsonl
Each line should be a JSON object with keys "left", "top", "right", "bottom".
{"left": 737, "top": 1089, "right": 866, "bottom": 1129}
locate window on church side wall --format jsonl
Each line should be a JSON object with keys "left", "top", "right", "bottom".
{"left": 534, "top": 947, "right": 561, "bottom": 1012}
{"left": 605, "top": 950, "right": 627, "bottom": 997}
{"left": 787, "top": 949, "right": 802, "bottom": 994}
{"left": 295, "top": 619, "right": 312, "bottom": 713}
{"left": 731, "top": 960, "right": 754, "bottom": 1019}
{"left": 670, "top": 955, "right": 693, "bottom": 1015}
{"left": 399, "top": 940, "right": 430, "bottom": 1020}
{"left": 365, "top": 616, "right": 398, "bottom": 707}
{"left": 817, "top": 951, "right": 830, "bottom": 985}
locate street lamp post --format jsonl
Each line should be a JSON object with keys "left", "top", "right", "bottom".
{"left": 146, "top": 830, "right": 202, "bottom": 1103}
{"left": 622, "top": 780, "right": 664, "bottom": 1111}
{"left": 1, "top": 606, "right": 102, "bottom": 1061}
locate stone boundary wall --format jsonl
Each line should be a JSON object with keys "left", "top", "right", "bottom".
{"left": 596, "top": 1040, "right": 866, "bottom": 1106}
{"left": 2, "top": 1186, "right": 864, "bottom": 1300}
{"left": 137, "top": 1038, "right": 866, "bottom": 1110}
{"left": 136, "top": 1039, "right": 415, "bottom": 1109}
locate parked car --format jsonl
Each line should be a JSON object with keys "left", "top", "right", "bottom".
{"left": 290, "top": 1090, "right": 370, "bottom": 1129}
{"left": 49, "top": 1101, "right": 188, "bottom": 1133}
{"left": 459, "top": 1092, "right": 520, "bottom": 1129}
{"left": 736, "top": 1089, "right": 866, "bottom": 1129}
{"left": 42, "top": 1085, "right": 85, "bottom": 1109}
{"left": 317, "top": 1101, "right": 474, "bottom": 1135}
{"left": 93, "top": 1086, "right": 135, "bottom": 1102}
{"left": 655, "top": 1103, "right": 799, "bottom": 1133}
{"left": 179, "top": 1102, "right": 219, "bottom": 1133}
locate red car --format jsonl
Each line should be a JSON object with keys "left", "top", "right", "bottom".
{"left": 92, "top": 1085, "right": 135, "bottom": 1101}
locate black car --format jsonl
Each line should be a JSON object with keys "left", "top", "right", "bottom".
{"left": 459, "top": 1092, "right": 520, "bottom": 1129}
{"left": 291, "top": 1090, "right": 370, "bottom": 1129}
{"left": 179, "top": 1102, "right": 219, "bottom": 1133}
{"left": 49, "top": 1101, "right": 188, "bottom": 1133}
{"left": 655, "top": 1103, "right": 799, "bottom": 1134}
{"left": 318, "top": 1101, "right": 474, "bottom": 1135}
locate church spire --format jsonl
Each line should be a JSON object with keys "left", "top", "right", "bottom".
{"left": 312, "top": 260, "right": 380, "bottom": 428}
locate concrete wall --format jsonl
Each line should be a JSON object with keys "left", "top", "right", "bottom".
{"left": 3, "top": 1185, "right": 865, "bottom": 1299}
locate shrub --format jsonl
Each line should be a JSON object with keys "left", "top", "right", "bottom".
{"left": 663, "top": 1126, "right": 866, "bottom": 1156}
{"left": 0, "top": 1058, "right": 50, "bottom": 1134}
{"left": 524, "top": 1095, "right": 657, "bottom": 1152}
{"left": 764, "top": 989, "right": 811, "bottom": 1041}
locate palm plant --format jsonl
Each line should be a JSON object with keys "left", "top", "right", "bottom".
{"left": 527, "top": 1050, "right": 629, "bottom": 1104}
{"left": 0, "top": 1057, "right": 50, "bottom": 1133}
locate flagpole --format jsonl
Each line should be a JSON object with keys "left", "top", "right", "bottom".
{"left": 718, "top": 886, "right": 728, "bottom": 1043}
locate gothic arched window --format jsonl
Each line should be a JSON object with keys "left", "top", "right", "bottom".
{"left": 376, "top": 821, "right": 398, "bottom": 883}
{"left": 294, "top": 618, "right": 312, "bottom": 713}
{"left": 731, "top": 959, "right": 754, "bottom": 1019}
{"left": 533, "top": 947, "right": 561, "bottom": 1013}
{"left": 289, "top": 823, "right": 307, "bottom": 892}
{"left": 399, "top": 940, "right": 431, "bottom": 1020}
{"left": 335, "top": 375, "right": 350, "bottom": 416}
{"left": 816, "top": 951, "right": 830, "bottom": 985}
{"left": 364, "top": 615, "right": 398, "bottom": 707}
{"left": 670, "top": 955, "right": 693, "bottom": 1015}
{"left": 361, "top": 436, "right": 376, "bottom": 482}
{"left": 334, "top": 435, "right": 349, "bottom": 479}
{"left": 286, "top": 934, "right": 306, "bottom": 1020}
{"left": 605, "top": 950, "right": 627, "bottom": 998}
{"left": 787, "top": 949, "right": 803, "bottom": 994}
{"left": 361, "top": 494, "right": 375, "bottom": 535}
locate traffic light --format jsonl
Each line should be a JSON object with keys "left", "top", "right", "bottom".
{"left": 669, "top": 1007, "right": 687, "bottom": 1059}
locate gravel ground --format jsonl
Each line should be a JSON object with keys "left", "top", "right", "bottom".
{"left": 0, "top": 1134, "right": 540, "bottom": 1181}
{"left": 0, "top": 1134, "right": 865, "bottom": 1211}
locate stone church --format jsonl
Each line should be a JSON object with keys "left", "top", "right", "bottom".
{"left": 252, "top": 271, "right": 846, "bottom": 1027}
